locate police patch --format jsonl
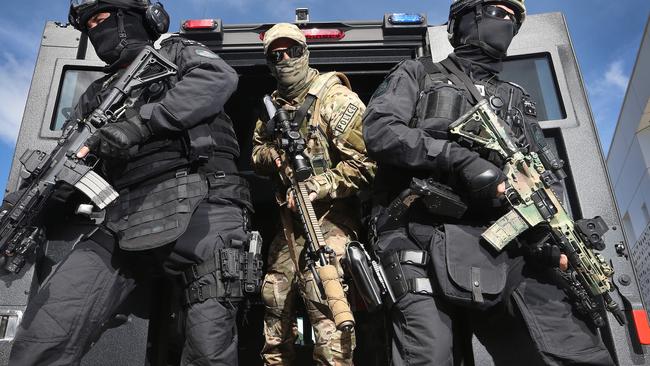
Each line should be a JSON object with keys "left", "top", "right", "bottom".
{"left": 334, "top": 103, "right": 359, "bottom": 135}
{"left": 195, "top": 49, "right": 220, "bottom": 59}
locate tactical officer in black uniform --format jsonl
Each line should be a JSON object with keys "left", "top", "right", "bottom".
{"left": 362, "top": 0, "right": 614, "bottom": 365}
{"left": 9, "top": 1, "right": 255, "bottom": 365}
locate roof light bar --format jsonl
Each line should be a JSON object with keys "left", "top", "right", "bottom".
{"left": 183, "top": 19, "right": 217, "bottom": 30}
{"left": 388, "top": 13, "right": 425, "bottom": 25}
{"left": 302, "top": 28, "right": 345, "bottom": 40}
{"left": 259, "top": 28, "right": 345, "bottom": 41}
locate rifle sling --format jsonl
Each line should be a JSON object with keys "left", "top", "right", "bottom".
{"left": 293, "top": 94, "right": 317, "bottom": 130}
{"left": 439, "top": 57, "right": 484, "bottom": 105}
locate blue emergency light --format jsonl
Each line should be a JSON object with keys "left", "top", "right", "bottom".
{"left": 388, "top": 13, "right": 425, "bottom": 25}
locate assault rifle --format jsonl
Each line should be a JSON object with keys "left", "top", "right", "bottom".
{"left": 449, "top": 99, "right": 625, "bottom": 327}
{"left": 0, "top": 46, "right": 177, "bottom": 274}
{"left": 262, "top": 95, "right": 355, "bottom": 332}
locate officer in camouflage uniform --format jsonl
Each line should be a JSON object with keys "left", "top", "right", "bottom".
{"left": 9, "top": 1, "right": 253, "bottom": 365}
{"left": 363, "top": 0, "right": 614, "bottom": 365}
{"left": 252, "top": 23, "right": 376, "bottom": 366}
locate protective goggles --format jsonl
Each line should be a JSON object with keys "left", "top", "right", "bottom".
{"left": 483, "top": 5, "right": 517, "bottom": 22}
{"left": 266, "top": 45, "right": 306, "bottom": 64}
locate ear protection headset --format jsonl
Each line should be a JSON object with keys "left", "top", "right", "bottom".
{"left": 69, "top": 0, "right": 170, "bottom": 37}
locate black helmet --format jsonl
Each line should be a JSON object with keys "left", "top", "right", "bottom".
{"left": 68, "top": 0, "right": 169, "bottom": 37}
{"left": 447, "top": 0, "right": 526, "bottom": 47}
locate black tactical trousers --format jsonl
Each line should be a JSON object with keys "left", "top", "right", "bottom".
{"left": 9, "top": 201, "right": 247, "bottom": 366}
{"left": 378, "top": 228, "right": 615, "bottom": 366}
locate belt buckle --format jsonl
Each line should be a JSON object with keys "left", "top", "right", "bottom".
{"left": 213, "top": 171, "right": 226, "bottom": 179}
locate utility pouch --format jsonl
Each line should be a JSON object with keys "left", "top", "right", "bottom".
{"left": 106, "top": 171, "right": 208, "bottom": 251}
{"left": 421, "top": 223, "right": 509, "bottom": 309}
{"left": 218, "top": 248, "right": 240, "bottom": 280}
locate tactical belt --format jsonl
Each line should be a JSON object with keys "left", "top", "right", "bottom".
{"left": 205, "top": 171, "right": 252, "bottom": 210}
{"left": 382, "top": 249, "right": 434, "bottom": 298}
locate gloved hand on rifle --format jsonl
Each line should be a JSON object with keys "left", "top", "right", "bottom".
{"left": 77, "top": 108, "right": 152, "bottom": 159}
{"left": 437, "top": 141, "right": 507, "bottom": 200}
{"left": 272, "top": 157, "right": 318, "bottom": 211}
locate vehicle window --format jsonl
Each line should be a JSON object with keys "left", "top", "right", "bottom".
{"left": 51, "top": 69, "right": 104, "bottom": 130}
{"left": 501, "top": 53, "right": 566, "bottom": 121}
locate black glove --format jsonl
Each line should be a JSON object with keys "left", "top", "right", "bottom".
{"left": 437, "top": 142, "right": 506, "bottom": 200}
{"left": 85, "top": 110, "right": 152, "bottom": 159}
{"left": 522, "top": 227, "right": 561, "bottom": 268}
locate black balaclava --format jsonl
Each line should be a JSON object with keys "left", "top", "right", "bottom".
{"left": 452, "top": 4, "right": 516, "bottom": 80}
{"left": 87, "top": 9, "right": 152, "bottom": 73}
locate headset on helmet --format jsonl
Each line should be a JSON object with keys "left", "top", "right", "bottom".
{"left": 447, "top": 0, "right": 526, "bottom": 47}
{"left": 68, "top": 0, "right": 169, "bottom": 38}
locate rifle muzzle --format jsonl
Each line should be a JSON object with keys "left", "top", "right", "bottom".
{"left": 317, "top": 264, "right": 355, "bottom": 332}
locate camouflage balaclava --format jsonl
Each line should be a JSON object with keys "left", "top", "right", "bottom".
{"left": 263, "top": 23, "right": 317, "bottom": 100}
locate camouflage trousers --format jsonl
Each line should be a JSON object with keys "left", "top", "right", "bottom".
{"left": 261, "top": 217, "right": 356, "bottom": 366}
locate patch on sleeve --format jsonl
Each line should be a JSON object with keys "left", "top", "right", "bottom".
{"left": 195, "top": 49, "right": 220, "bottom": 59}
{"left": 334, "top": 103, "right": 359, "bottom": 135}
{"left": 370, "top": 78, "right": 390, "bottom": 101}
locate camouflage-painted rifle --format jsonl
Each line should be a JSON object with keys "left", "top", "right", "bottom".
{"left": 449, "top": 99, "right": 625, "bottom": 327}
{"left": 263, "top": 95, "right": 355, "bottom": 332}
{"left": 0, "top": 46, "right": 176, "bottom": 274}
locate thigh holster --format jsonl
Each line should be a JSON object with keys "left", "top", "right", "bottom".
{"left": 382, "top": 249, "right": 434, "bottom": 300}
{"left": 182, "top": 232, "right": 263, "bottom": 306}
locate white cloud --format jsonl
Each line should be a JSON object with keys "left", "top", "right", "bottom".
{"left": 604, "top": 60, "right": 629, "bottom": 91}
{"left": 0, "top": 52, "right": 32, "bottom": 146}
{"left": 587, "top": 59, "right": 631, "bottom": 153}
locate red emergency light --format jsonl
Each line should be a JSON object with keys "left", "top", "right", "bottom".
{"left": 259, "top": 28, "right": 345, "bottom": 41}
{"left": 632, "top": 309, "right": 650, "bottom": 345}
{"left": 302, "top": 28, "right": 345, "bottom": 40}
{"left": 183, "top": 19, "right": 217, "bottom": 30}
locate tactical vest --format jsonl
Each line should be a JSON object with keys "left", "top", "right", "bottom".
{"left": 296, "top": 72, "right": 352, "bottom": 175}
{"left": 74, "top": 39, "right": 248, "bottom": 251}
{"left": 85, "top": 37, "right": 241, "bottom": 189}
{"left": 413, "top": 57, "right": 542, "bottom": 157}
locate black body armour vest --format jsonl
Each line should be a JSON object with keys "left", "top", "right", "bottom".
{"left": 75, "top": 46, "right": 240, "bottom": 190}
{"left": 373, "top": 57, "right": 545, "bottom": 219}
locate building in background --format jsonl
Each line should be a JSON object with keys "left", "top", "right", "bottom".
{"left": 607, "top": 15, "right": 650, "bottom": 312}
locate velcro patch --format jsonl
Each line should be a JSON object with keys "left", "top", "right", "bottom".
{"left": 195, "top": 49, "right": 220, "bottom": 59}
{"left": 334, "top": 103, "right": 359, "bottom": 135}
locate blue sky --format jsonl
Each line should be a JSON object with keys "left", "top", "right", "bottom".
{"left": 0, "top": 1, "right": 649, "bottom": 196}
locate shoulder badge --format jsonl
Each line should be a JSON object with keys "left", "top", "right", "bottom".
{"left": 334, "top": 103, "right": 360, "bottom": 135}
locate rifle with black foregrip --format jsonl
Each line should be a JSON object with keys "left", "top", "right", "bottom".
{"left": 449, "top": 99, "right": 625, "bottom": 327}
{"left": 262, "top": 95, "right": 354, "bottom": 332}
{"left": 0, "top": 46, "right": 177, "bottom": 274}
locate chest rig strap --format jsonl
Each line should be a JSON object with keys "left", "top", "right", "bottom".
{"left": 439, "top": 57, "right": 484, "bottom": 104}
